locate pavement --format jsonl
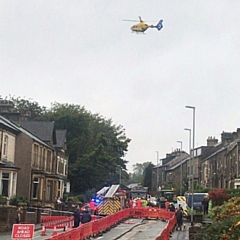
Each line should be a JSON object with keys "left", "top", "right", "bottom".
{"left": 170, "top": 220, "right": 191, "bottom": 240}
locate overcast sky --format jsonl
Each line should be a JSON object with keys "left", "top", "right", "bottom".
{"left": 1, "top": 1, "right": 240, "bottom": 172}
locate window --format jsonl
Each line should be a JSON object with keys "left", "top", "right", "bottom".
{"left": 57, "top": 158, "right": 64, "bottom": 174}
{"left": 1, "top": 172, "right": 9, "bottom": 197}
{"left": 46, "top": 180, "right": 52, "bottom": 201}
{"left": 33, "top": 144, "right": 39, "bottom": 167}
{"left": 12, "top": 172, "right": 17, "bottom": 196}
{"left": 64, "top": 160, "right": 68, "bottom": 176}
{"left": 3, "top": 135, "right": 8, "bottom": 157}
{"left": 46, "top": 150, "right": 52, "bottom": 172}
{"left": 33, "top": 177, "right": 40, "bottom": 199}
{"left": 39, "top": 146, "right": 43, "bottom": 168}
{"left": 58, "top": 180, "right": 62, "bottom": 197}
{"left": 43, "top": 149, "right": 46, "bottom": 170}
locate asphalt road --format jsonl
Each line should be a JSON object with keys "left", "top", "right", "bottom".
{"left": 0, "top": 218, "right": 190, "bottom": 240}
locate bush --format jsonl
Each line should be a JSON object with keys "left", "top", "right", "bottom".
{"left": 208, "top": 188, "right": 231, "bottom": 207}
{"left": 201, "top": 197, "right": 240, "bottom": 239}
{"left": 9, "top": 196, "right": 29, "bottom": 206}
{"left": 0, "top": 195, "right": 7, "bottom": 205}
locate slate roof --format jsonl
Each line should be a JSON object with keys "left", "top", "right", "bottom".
{"left": 55, "top": 129, "right": 67, "bottom": 148}
{"left": 0, "top": 115, "right": 53, "bottom": 149}
{"left": 21, "top": 121, "right": 55, "bottom": 142}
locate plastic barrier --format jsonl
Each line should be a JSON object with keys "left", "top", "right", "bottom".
{"left": 155, "top": 213, "right": 177, "bottom": 240}
{"left": 80, "top": 221, "right": 92, "bottom": 239}
{"left": 41, "top": 216, "right": 74, "bottom": 229}
{"left": 44, "top": 207, "right": 177, "bottom": 240}
{"left": 145, "top": 207, "right": 159, "bottom": 219}
{"left": 131, "top": 207, "right": 146, "bottom": 218}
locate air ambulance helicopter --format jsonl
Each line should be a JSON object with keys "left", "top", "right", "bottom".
{"left": 123, "top": 16, "right": 163, "bottom": 33}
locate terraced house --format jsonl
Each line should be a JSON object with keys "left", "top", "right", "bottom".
{"left": 154, "top": 132, "right": 240, "bottom": 194}
{"left": 0, "top": 114, "right": 69, "bottom": 207}
{"left": 0, "top": 116, "right": 20, "bottom": 199}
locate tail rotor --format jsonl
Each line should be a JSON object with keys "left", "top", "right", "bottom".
{"left": 155, "top": 20, "right": 163, "bottom": 31}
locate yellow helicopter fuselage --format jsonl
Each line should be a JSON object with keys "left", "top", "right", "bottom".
{"left": 131, "top": 22, "right": 150, "bottom": 33}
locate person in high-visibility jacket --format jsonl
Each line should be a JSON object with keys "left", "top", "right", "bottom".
{"left": 165, "top": 200, "right": 170, "bottom": 210}
{"left": 141, "top": 199, "right": 148, "bottom": 207}
{"left": 136, "top": 198, "right": 142, "bottom": 207}
{"left": 90, "top": 200, "right": 95, "bottom": 215}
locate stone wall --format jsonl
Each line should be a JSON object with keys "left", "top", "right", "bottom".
{"left": 0, "top": 205, "right": 17, "bottom": 231}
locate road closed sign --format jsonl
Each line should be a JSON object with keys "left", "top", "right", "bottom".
{"left": 11, "top": 224, "right": 35, "bottom": 240}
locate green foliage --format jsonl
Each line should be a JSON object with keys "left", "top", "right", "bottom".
{"left": 0, "top": 195, "right": 7, "bottom": 205}
{"left": 9, "top": 196, "right": 29, "bottom": 206}
{"left": 44, "top": 102, "right": 131, "bottom": 194}
{"left": 8, "top": 96, "right": 47, "bottom": 120}
{"left": 201, "top": 197, "right": 240, "bottom": 239}
{"left": 128, "top": 162, "right": 152, "bottom": 185}
{"left": 227, "top": 188, "right": 240, "bottom": 198}
{"left": 143, "top": 162, "right": 154, "bottom": 192}
{"left": 6, "top": 97, "right": 131, "bottom": 195}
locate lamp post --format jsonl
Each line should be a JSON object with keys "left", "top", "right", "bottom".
{"left": 184, "top": 127, "right": 193, "bottom": 225}
{"left": 185, "top": 105, "right": 195, "bottom": 226}
{"left": 119, "top": 166, "right": 121, "bottom": 189}
{"left": 177, "top": 141, "right": 183, "bottom": 196}
{"left": 184, "top": 128, "right": 192, "bottom": 189}
{"left": 156, "top": 151, "right": 159, "bottom": 192}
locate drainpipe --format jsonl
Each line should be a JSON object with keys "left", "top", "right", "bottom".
{"left": 237, "top": 141, "right": 239, "bottom": 179}
{"left": 0, "top": 130, "right": 3, "bottom": 160}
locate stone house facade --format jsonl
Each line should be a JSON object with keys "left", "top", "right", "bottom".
{"left": 0, "top": 114, "right": 69, "bottom": 207}
{"left": 155, "top": 130, "right": 240, "bottom": 194}
{"left": 20, "top": 121, "right": 69, "bottom": 207}
{"left": 0, "top": 116, "right": 20, "bottom": 199}
{"left": 153, "top": 150, "right": 189, "bottom": 195}
{"left": 200, "top": 130, "right": 240, "bottom": 189}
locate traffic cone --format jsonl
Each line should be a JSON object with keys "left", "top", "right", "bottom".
{"left": 41, "top": 226, "right": 47, "bottom": 236}
{"left": 52, "top": 226, "right": 58, "bottom": 236}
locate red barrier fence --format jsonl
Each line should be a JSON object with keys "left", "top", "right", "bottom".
{"left": 43, "top": 207, "right": 177, "bottom": 240}
{"left": 41, "top": 216, "right": 74, "bottom": 229}
{"left": 155, "top": 213, "right": 177, "bottom": 240}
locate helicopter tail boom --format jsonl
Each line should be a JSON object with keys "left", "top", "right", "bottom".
{"left": 155, "top": 19, "right": 163, "bottom": 31}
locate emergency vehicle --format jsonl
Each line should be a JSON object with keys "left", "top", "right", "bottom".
{"left": 96, "top": 185, "right": 127, "bottom": 216}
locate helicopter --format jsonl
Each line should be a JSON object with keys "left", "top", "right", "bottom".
{"left": 123, "top": 16, "right": 163, "bottom": 33}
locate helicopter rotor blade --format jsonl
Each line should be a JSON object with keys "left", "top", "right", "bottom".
{"left": 122, "top": 19, "right": 139, "bottom": 22}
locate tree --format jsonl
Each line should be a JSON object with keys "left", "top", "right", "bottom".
{"left": 3, "top": 96, "right": 131, "bottom": 194}
{"left": 128, "top": 162, "right": 153, "bottom": 186}
{"left": 8, "top": 96, "right": 46, "bottom": 120}
{"left": 143, "top": 162, "right": 154, "bottom": 192}
{"left": 45, "top": 102, "right": 131, "bottom": 193}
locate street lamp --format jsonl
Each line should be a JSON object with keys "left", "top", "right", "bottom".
{"left": 185, "top": 105, "right": 195, "bottom": 226}
{"left": 184, "top": 128, "right": 192, "bottom": 189}
{"left": 156, "top": 151, "right": 159, "bottom": 192}
{"left": 177, "top": 141, "right": 183, "bottom": 196}
{"left": 184, "top": 127, "right": 193, "bottom": 226}
{"left": 119, "top": 166, "right": 122, "bottom": 189}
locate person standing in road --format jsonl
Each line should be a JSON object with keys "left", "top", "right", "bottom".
{"left": 90, "top": 200, "right": 95, "bottom": 215}
{"left": 16, "top": 206, "right": 23, "bottom": 224}
{"left": 165, "top": 200, "right": 170, "bottom": 210}
{"left": 202, "top": 196, "right": 209, "bottom": 215}
{"left": 80, "top": 207, "right": 92, "bottom": 224}
{"left": 73, "top": 205, "right": 81, "bottom": 228}
{"left": 175, "top": 207, "right": 183, "bottom": 230}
